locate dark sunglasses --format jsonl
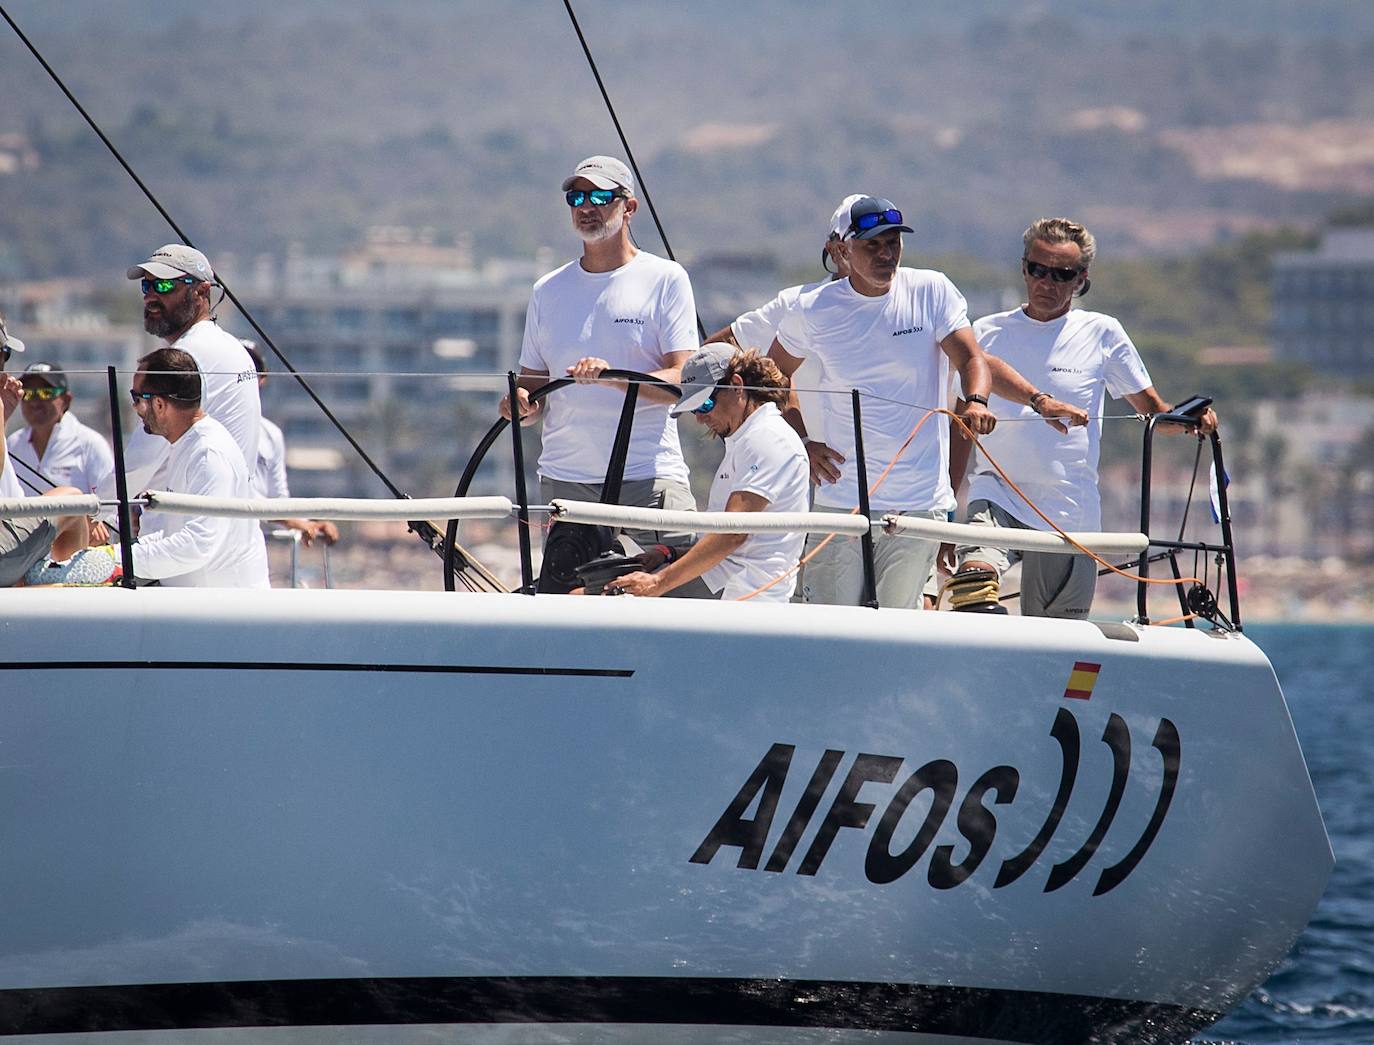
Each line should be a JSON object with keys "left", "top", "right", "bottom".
{"left": 850, "top": 208, "right": 903, "bottom": 234}
{"left": 565, "top": 189, "right": 622, "bottom": 208}
{"left": 1024, "top": 259, "right": 1083, "bottom": 284}
{"left": 129, "top": 389, "right": 160, "bottom": 406}
{"left": 140, "top": 276, "right": 197, "bottom": 295}
{"left": 1, "top": 343, "right": 10, "bottom": 364}
{"left": 691, "top": 389, "right": 721, "bottom": 415}
{"left": 22, "top": 385, "right": 67, "bottom": 402}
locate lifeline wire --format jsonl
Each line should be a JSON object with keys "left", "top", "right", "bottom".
{"left": 0, "top": 5, "right": 437, "bottom": 545}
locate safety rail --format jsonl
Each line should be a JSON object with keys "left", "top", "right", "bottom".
{"left": 1136, "top": 411, "right": 1240, "bottom": 631}
{"left": 142, "top": 493, "right": 514, "bottom": 522}
{"left": 49, "top": 363, "right": 1233, "bottom": 623}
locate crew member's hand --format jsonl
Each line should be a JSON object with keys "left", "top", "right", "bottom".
{"left": 805, "top": 440, "right": 845, "bottom": 485}
{"left": 1157, "top": 406, "right": 1219, "bottom": 437}
{"left": 567, "top": 357, "right": 610, "bottom": 384}
{"left": 635, "top": 546, "right": 670, "bottom": 572}
{"left": 1035, "top": 396, "right": 1089, "bottom": 434}
{"left": 301, "top": 520, "right": 340, "bottom": 546}
{"left": 89, "top": 520, "right": 110, "bottom": 545}
{"left": 605, "top": 570, "right": 662, "bottom": 597}
{"left": 0, "top": 374, "right": 20, "bottom": 420}
{"left": 937, "top": 542, "right": 957, "bottom": 574}
{"left": 498, "top": 387, "right": 542, "bottom": 426}
{"left": 955, "top": 400, "right": 997, "bottom": 436}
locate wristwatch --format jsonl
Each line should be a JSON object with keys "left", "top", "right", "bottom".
{"left": 965, "top": 394, "right": 989, "bottom": 407}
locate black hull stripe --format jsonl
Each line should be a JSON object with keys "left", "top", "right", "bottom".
{"left": 0, "top": 661, "right": 633, "bottom": 678}
{"left": 0, "top": 975, "right": 1221, "bottom": 1043}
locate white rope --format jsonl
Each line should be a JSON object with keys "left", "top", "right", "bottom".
{"left": 882, "top": 514, "right": 1149, "bottom": 556}
{"left": 551, "top": 499, "right": 871, "bottom": 536}
{"left": 0, "top": 494, "right": 101, "bottom": 518}
{"left": 141, "top": 493, "right": 514, "bottom": 521}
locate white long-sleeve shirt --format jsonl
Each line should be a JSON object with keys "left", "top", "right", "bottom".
{"left": 130, "top": 416, "right": 269, "bottom": 588}
{"left": 98, "top": 320, "right": 261, "bottom": 529}
{"left": 252, "top": 416, "right": 289, "bottom": 498}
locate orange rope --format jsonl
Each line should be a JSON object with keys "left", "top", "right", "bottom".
{"left": 734, "top": 405, "right": 1204, "bottom": 603}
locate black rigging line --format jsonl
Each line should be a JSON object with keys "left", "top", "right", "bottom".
{"left": 0, "top": 5, "right": 443, "bottom": 551}
{"left": 561, "top": 0, "right": 707, "bottom": 341}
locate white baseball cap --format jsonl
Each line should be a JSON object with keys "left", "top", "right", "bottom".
{"left": 561, "top": 155, "right": 635, "bottom": 194}
{"left": 126, "top": 244, "right": 216, "bottom": 283}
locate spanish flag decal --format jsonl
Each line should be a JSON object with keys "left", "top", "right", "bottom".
{"left": 1064, "top": 661, "right": 1102, "bottom": 700}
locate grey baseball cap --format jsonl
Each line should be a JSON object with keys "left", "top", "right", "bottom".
{"left": 671, "top": 343, "right": 736, "bottom": 416}
{"left": 561, "top": 155, "right": 635, "bottom": 194}
{"left": 21, "top": 362, "right": 68, "bottom": 389}
{"left": 126, "top": 244, "right": 216, "bottom": 283}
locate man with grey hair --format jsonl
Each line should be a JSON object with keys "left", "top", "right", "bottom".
{"left": 96, "top": 245, "right": 261, "bottom": 535}
{"left": 768, "top": 195, "right": 997, "bottom": 609}
{"left": 949, "top": 216, "right": 1217, "bottom": 618}
{"left": 499, "top": 156, "right": 701, "bottom": 578}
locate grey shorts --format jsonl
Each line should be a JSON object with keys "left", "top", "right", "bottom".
{"left": 0, "top": 517, "right": 57, "bottom": 588}
{"left": 955, "top": 499, "right": 1096, "bottom": 619}
{"left": 800, "top": 506, "right": 945, "bottom": 610}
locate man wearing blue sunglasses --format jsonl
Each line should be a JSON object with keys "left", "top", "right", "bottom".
{"left": 500, "top": 156, "right": 702, "bottom": 568}
{"left": 768, "top": 196, "right": 998, "bottom": 609}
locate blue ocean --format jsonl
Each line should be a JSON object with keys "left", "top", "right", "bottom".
{"left": 1197, "top": 624, "right": 1374, "bottom": 1044}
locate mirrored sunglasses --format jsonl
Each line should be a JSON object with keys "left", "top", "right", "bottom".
{"left": 691, "top": 390, "right": 720, "bottom": 415}
{"left": 850, "top": 208, "right": 903, "bottom": 234}
{"left": 21, "top": 385, "right": 67, "bottom": 401}
{"left": 140, "top": 276, "right": 196, "bottom": 295}
{"left": 565, "top": 189, "right": 621, "bottom": 208}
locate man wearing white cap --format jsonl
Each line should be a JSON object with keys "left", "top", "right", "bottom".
{"left": 95, "top": 245, "right": 260, "bottom": 534}
{"left": 500, "top": 156, "right": 700, "bottom": 558}
{"left": 769, "top": 196, "right": 997, "bottom": 609}
{"left": 607, "top": 345, "right": 808, "bottom": 602}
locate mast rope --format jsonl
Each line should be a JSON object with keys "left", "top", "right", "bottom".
{"left": 0, "top": 4, "right": 445, "bottom": 554}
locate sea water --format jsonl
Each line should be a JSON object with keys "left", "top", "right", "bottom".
{"left": 1197, "top": 624, "right": 1374, "bottom": 1044}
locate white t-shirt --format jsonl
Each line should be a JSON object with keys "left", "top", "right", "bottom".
{"left": 7, "top": 412, "right": 114, "bottom": 494}
{"left": 130, "top": 416, "right": 269, "bottom": 588}
{"left": 99, "top": 321, "right": 261, "bottom": 528}
{"left": 253, "top": 416, "right": 289, "bottom": 499}
{"left": 519, "top": 251, "right": 697, "bottom": 484}
{"left": 777, "top": 268, "right": 970, "bottom": 513}
{"left": 699, "top": 403, "right": 810, "bottom": 602}
{"left": 966, "top": 307, "right": 1152, "bottom": 531}
{"left": 0, "top": 457, "right": 22, "bottom": 500}
{"left": 732, "top": 277, "right": 830, "bottom": 438}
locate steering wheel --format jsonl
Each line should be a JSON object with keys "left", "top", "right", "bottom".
{"left": 443, "top": 369, "right": 680, "bottom": 591}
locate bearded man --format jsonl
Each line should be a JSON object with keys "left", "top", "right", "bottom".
{"left": 499, "top": 156, "right": 702, "bottom": 566}
{"left": 96, "top": 245, "right": 260, "bottom": 531}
